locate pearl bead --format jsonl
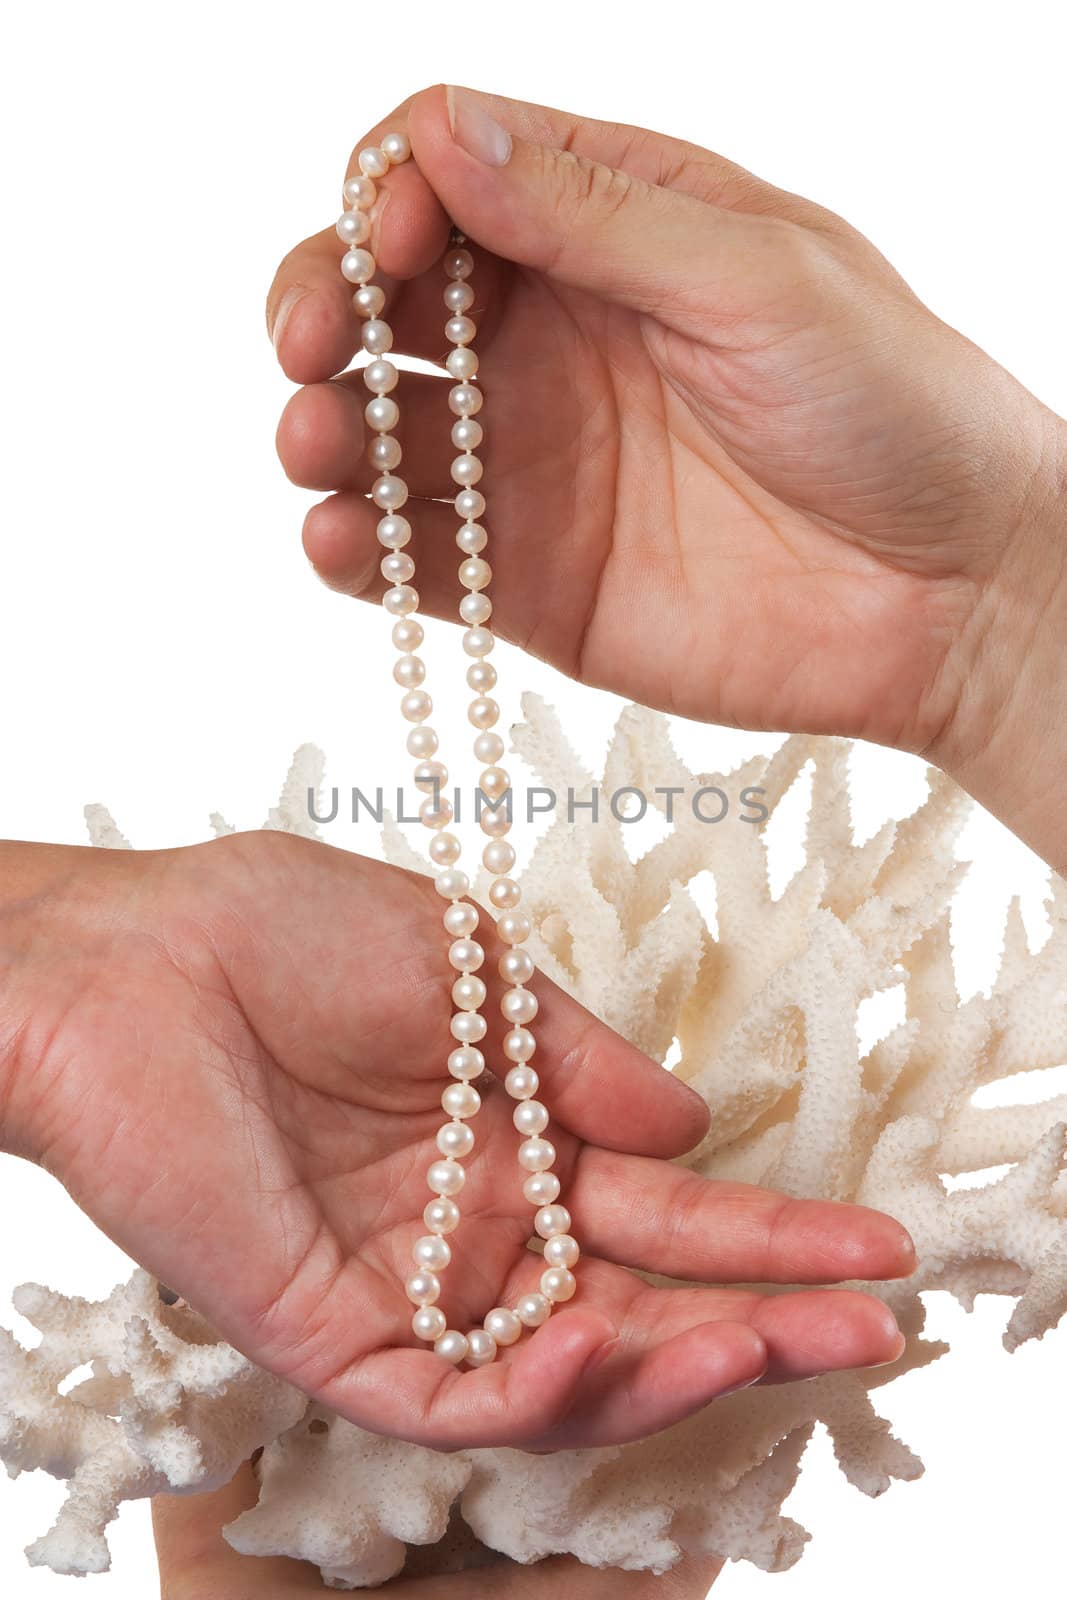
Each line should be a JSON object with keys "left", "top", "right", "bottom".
{"left": 524, "top": 1171, "right": 560, "bottom": 1206}
{"left": 490, "top": 877, "right": 522, "bottom": 911}
{"left": 364, "top": 358, "right": 398, "bottom": 394}
{"left": 500, "top": 947, "right": 534, "bottom": 984}
{"left": 450, "top": 1011, "right": 487, "bottom": 1044}
{"left": 341, "top": 248, "right": 375, "bottom": 283}
{"left": 373, "top": 474, "right": 408, "bottom": 510}
{"left": 498, "top": 913, "right": 532, "bottom": 946}
{"left": 354, "top": 284, "right": 387, "bottom": 319}
{"left": 343, "top": 174, "right": 376, "bottom": 208}
{"left": 358, "top": 146, "right": 390, "bottom": 178}
{"left": 501, "top": 987, "right": 538, "bottom": 1025}
{"left": 424, "top": 1197, "right": 461, "bottom": 1235}
{"left": 534, "top": 1204, "right": 571, "bottom": 1239}
{"left": 467, "top": 661, "right": 497, "bottom": 693}
{"left": 505, "top": 1065, "right": 539, "bottom": 1100}
{"left": 465, "top": 1328, "right": 497, "bottom": 1366}
{"left": 519, "top": 1137, "right": 556, "bottom": 1173}
{"left": 400, "top": 690, "right": 432, "bottom": 722}
{"left": 543, "top": 1234, "right": 580, "bottom": 1269}
{"left": 444, "top": 280, "right": 475, "bottom": 312}
{"left": 452, "top": 418, "right": 483, "bottom": 451}
{"left": 459, "top": 557, "right": 491, "bottom": 591}
{"left": 391, "top": 616, "right": 423, "bottom": 650}
{"left": 480, "top": 766, "right": 510, "bottom": 800}
{"left": 362, "top": 318, "right": 393, "bottom": 355}
{"left": 427, "top": 1160, "right": 465, "bottom": 1197}
{"left": 448, "top": 1046, "right": 484, "bottom": 1080}
{"left": 513, "top": 1099, "right": 549, "bottom": 1135}
{"left": 435, "top": 1329, "right": 470, "bottom": 1364}
{"left": 484, "top": 1307, "right": 522, "bottom": 1346}
{"left": 455, "top": 489, "right": 486, "bottom": 520}
{"left": 337, "top": 210, "right": 371, "bottom": 245}
{"left": 446, "top": 347, "right": 479, "bottom": 380}
{"left": 414, "top": 758, "right": 447, "bottom": 792}
{"left": 444, "top": 902, "right": 479, "bottom": 937}
{"left": 515, "top": 1292, "right": 550, "bottom": 1328}
{"left": 452, "top": 974, "right": 486, "bottom": 1011}
{"left": 382, "top": 552, "right": 415, "bottom": 585}
{"left": 370, "top": 435, "right": 402, "bottom": 471}
{"left": 457, "top": 521, "right": 488, "bottom": 554}
{"left": 449, "top": 382, "right": 483, "bottom": 416}
{"left": 446, "top": 315, "right": 477, "bottom": 346}
{"left": 436, "top": 1120, "right": 475, "bottom": 1159}
{"left": 449, "top": 938, "right": 484, "bottom": 971}
{"left": 381, "top": 130, "right": 411, "bottom": 164}
{"left": 451, "top": 453, "right": 483, "bottom": 487}
{"left": 484, "top": 839, "right": 516, "bottom": 875}
{"left": 442, "top": 1082, "right": 481, "bottom": 1118}
{"left": 435, "top": 869, "right": 469, "bottom": 899}
{"left": 405, "top": 1270, "right": 441, "bottom": 1305}
{"left": 413, "top": 1306, "right": 447, "bottom": 1341}
{"left": 419, "top": 795, "right": 453, "bottom": 829}
{"left": 468, "top": 697, "right": 499, "bottom": 730}
{"left": 406, "top": 725, "right": 438, "bottom": 757}
{"left": 429, "top": 832, "right": 461, "bottom": 865}
{"left": 413, "top": 1234, "right": 452, "bottom": 1270}
{"left": 541, "top": 1267, "right": 577, "bottom": 1304}
{"left": 504, "top": 1028, "right": 536, "bottom": 1062}
{"left": 463, "top": 627, "right": 495, "bottom": 657}
{"left": 473, "top": 731, "right": 504, "bottom": 763}
{"left": 393, "top": 654, "right": 425, "bottom": 688}
{"left": 461, "top": 593, "right": 493, "bottom": 626}
{"left": 379, "top": 514, "right": 412, "bottom": 549}
{"left": 383, "top": 585, "right": 419, "bottom": 616}
{"left": 366, "top": 395, "right": 400, "bottom": 432}
{"left": 445, "top": 248, "right": 475, "bottom": 280}
{"left": 480, "top": 810, "right": 512, "bottom": 839}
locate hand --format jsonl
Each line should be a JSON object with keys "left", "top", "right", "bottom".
{"left": 268, "top": 86, "right": 1067, "bottom": 871}
{"left": 0, "top": 834, "right": 912, "bottom": 1450}
{"left": 151, "top": 1460, "right": 723, "bottom": 1598}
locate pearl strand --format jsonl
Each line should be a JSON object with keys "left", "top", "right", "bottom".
{"left": 336, "top": 136, "right": 580, "bottom": 1368}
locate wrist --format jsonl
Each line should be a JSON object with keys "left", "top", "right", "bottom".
{"left": 927, "top": 410, "right": 1067, "bottom": 872}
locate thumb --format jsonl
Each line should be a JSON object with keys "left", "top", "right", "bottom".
{"left": 406, "top": 84, "right": 771, "bottom": 338}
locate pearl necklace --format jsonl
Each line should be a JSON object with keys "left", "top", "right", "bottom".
{"left": 337, "top": 134, "right": 580, "bottom": 1369}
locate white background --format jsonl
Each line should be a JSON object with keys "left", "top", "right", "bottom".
{"left": 1, "top": 1, "right": 1064, "bottom": 1595}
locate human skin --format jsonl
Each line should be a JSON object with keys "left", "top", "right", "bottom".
{"left": 270, "top": 85, "right": 1067, "bottom": 878}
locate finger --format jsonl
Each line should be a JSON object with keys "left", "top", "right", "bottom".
{"left": 571, "top": 1151, "right": 918, "bottom": 1283}
{"left": 152, "top": 1461, "right": 321, "bottom": 1594}
{"left": 277, "top": 368, "right": 454, "bottom": 496}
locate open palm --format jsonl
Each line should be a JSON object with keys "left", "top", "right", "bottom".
{"left": 15, "top": 832, "right": 910, "bottom": 1451}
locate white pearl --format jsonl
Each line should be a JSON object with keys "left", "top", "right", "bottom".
{"left": 429, "top": 832, "right": 461, "bottom": 865}
{"left": 490, "top": 877, "right": 522, "bottom": 911}
{"left": 449, "top": 938, "right": 484, "bottom": 971}
{"left": 442, "top": 1082, "right": 481, "bottom": 1119}
{"left": 446, "top": 314, "right": 477, "bottom": 346}
{"left": 480, "top": 811, "right": 512, "bottom": 840}
{"left": 449, "top": 382, "right": 483, "bottom": 416}
{"left": 393, "top": 654, "right": 425, "bottom": 688}
{"left": 435, "top": 1329, "right": 470, "bottom": 1364}
{"left": 523, "top": 1171, "right": 560, "bottom": 1206}
{"left": 534, "top": 1204, "right": 571, "bottom": 1239}
{"left": 450, "top": 1011, "right": 487, "bottom": 1044}
{"left": 544, "top": 1234, "right": 580, "bottom": 1269}
{"left": 444, "top": 902, "right": 479, "bottom": 938}
{"left": 419, "top": 795, "right": 453, "bottom": 829}
{"left": 358, "top": 146, "right": 390, "bottom": 178}
{"left": 379, "top": 514, "right": 412, "bottom": 549}
{"left": 413, "top": 1234, "right": 452, "bottom": 1270}
{"left": 424, "top": 1197, "right": 461, "bottom": 1235}
{"left": 446, "top": 347, "right": 479, "bottom": 380}
{"left": 373, "top": 474, "right": 409, "bottom": 510}
{"left": 459, "top": 557, "right": 491, "bottom": 591}
{"left": 463, "top": 626, "right": 495, "bottom": 657}
{"left": 405, "top": 1270, "right": 441, "bottom": 1305}
{"left": 370, "top": 435, "right": 402, "bottom": 473}
{"left": 381, "top": 552, "right": 415, "bottom": 585}
{"left": 435, "top": 869, "right": 469, "bottom": 900}
{"left": 337, "top": 210, "right": 371, "bottom": 245}
{"left": 364, "top": 358, "right": 399, "bottom": 394}
{"left": 519, "top": 1137, "right": 556, "bottom": 1173}
{"left": 465, "top": 1327, "right": 497, "bottom": 1366}
{"left": 383, "top": 585, "right": 419, "bottom": 616}
{"left": 467, "top": 661, "right": 497, "bottom": 692}
{"left": 366, "top": 395, "right": 400, "bottom": 431}
{"left": 444, "top": 280, "right": 475, "bottom": 312}
{"left": 513, "top": 1099, "right": 549, "bottom": 1135}
{"left": 500, "top": 948, "right": 534, "bottom": 984}
{"left": 452, "top": 418, "right": 483, "bottom": 452}
{"left": 381, "top": 130, "right": 412, "bottom": 164}
{"left": 445, "top": 248, "right": 475, "bottom": 280}
{"left": 413, "top": 1305, "right": 447, "bottom": 1341}
{"left": 400, "top": 689, "right": 432, "bottom": 722}
{"left": 501, "top": 987, "right": 538, "bottom": 1025}
{"left": 484, "top": 1307, "right": 522, "bottom": 1346}
{"left": 457, "top": 521, "right": 488, "bottom": 554}
{"left": 498, "top": 913, "right": 532, "bottom": 945}
{"left": 451, "top": 453, "right": 483, "bottom": 486}
{"left": 406, "top": 724, "right": 438, "bottom": 757}
{"left": 343, "top": 174, "right": 376, "bottom": 208}
{"left": 427, "top": 1160, "right": 466, "bottom": 1197}
{"left": 455, "top": 489, "right": 486, "bottom": 520}
{"left": 414, "top": 758, "right": 447, "bottom": 792}
{"left": 468, "top": 696, "right": 499, "bottom": 730}
{"left": 437, "top": 1120, "right": 475, "bottom": 1158}
{"left": 503, "top": 1028, "right": 536, "bottom": 1063}
{"left": 448, "top": 1046, "right": 484, "bottom": 1080}
{"left": 480, "top": 766, "right": 509, "bottom": 800}
{"left": 460, "top": 593, "right": 493, "bottom": 626}
{"left": 515, "top": 1292, "right": 550, "bottom": 1328}
{"left": 452, "top": 974, "right": 486, "bottom": 1011}
{"left": 505, "top": 1065, "right": 539, "bottom": 1100}
{"left": 354, "top": 283, "right": 387, "bottom": 319}
{"left": 541, "top": 1267, "right": 577, "bottom": 1304}
{"left": 484, "top": 839, "right": 516, "bottom": 875}
{"left": 341, "top": 248, "right": 375, "bottom": 283}
{"left": 362, "top": 318, "right": 393, "bottom": 356}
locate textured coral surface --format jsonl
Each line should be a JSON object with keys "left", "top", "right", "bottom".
{"left": 2, "top": 702, "right": 1065, "bottom": 1586}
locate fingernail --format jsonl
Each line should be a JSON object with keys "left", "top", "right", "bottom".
{"left": 272, "top": 285, "right": 308, "bottom": 357}
{"left": 447, "top": 86, "right": 512, "bottom": 167}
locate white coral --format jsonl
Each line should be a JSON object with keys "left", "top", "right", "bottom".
{"left": 2, "top": 701, "right": 1065, "bottom": 1585}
